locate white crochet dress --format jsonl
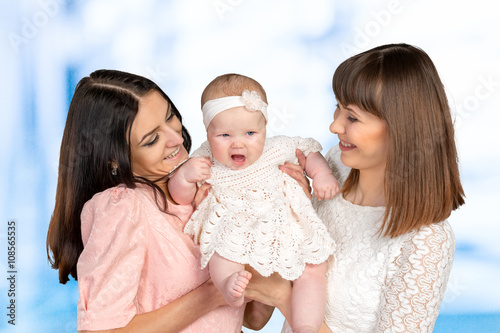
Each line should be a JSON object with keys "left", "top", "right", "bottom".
{"left": 282, "top": 145, "right": 456, "bottom": 332}
{"left": 184, "top": 135, "right": 335, "bottom": 280}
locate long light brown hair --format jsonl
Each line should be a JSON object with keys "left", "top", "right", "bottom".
{"left": 333, "top": 43, "right": 465, "bottom": 237}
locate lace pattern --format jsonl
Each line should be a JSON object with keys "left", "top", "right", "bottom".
{"left": 185, "top": 136, "right": 335, "bottom": 280}
{"left": 312, "top": 146, "right": 455, "bottom": 332}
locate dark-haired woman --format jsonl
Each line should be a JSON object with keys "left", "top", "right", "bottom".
{"left": 279, "top": 44, "right": 465, "bottom": 332}
{"left": 46, "top": 70, "right": 274, "bottom": 332}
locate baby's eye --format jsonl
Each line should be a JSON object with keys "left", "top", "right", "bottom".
{"left": 246, "top": 131, "right": 255, "bottom": 136}
{"left": 220, "top": 134, "right": 229, "bottom": 137}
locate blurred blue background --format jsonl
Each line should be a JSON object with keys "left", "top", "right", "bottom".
{"left": 1, "top": 0, "right": 499, "bottom": 332}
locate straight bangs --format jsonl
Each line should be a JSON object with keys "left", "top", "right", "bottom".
{"left": 332, "top": 52, "right": 383, "bottom": 118}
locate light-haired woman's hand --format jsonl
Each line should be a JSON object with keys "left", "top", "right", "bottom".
{"left": 244, "top": 266, "right": 293, "bottom": 323}
{"left": 279, "top": 149, "right": 312, "bottom": 199}
{"left": 193, "top": 182, "right": 212, "bottom": 209}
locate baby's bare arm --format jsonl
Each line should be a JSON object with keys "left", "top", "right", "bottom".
{"left": 168, "top": 157, "right": 211, "bottom": 205}
{"left": 304, "top": 151, "right": 339, "bottom": 200}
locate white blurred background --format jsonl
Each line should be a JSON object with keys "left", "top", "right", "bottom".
{"left": 1, "top": 0, "right": 499, "bottom": 332}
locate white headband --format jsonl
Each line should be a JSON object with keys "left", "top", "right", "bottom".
{"left": 202, "top": 90, "right": 268, "bottom": 129}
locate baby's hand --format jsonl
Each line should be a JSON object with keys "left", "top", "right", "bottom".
{"left": 177, "top": 157, "right": 212, "bottom": 184}
{"left": 312, "top": 172, "right": 339, "bottom": 201}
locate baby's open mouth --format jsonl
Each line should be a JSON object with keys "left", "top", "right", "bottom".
{"left": 231, "top": 154, "right": 246, "bottom": 165}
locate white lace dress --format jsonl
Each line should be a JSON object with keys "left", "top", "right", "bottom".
{"left": 184, "top": 135, "right": 335, "bottom": 280}
{"left": 283, "top": 145, "right": 455, "bottom": 332}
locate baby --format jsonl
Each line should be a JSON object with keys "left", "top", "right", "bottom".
{"left": 169, "top": 74, "right": 337, "bottom": 333}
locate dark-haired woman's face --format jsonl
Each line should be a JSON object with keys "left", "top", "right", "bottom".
{"left": 130, "top": 91, "right": 189, "bottom": 183}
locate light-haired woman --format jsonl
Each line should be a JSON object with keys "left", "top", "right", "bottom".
{"left": 275, "top": 43, "right": 465, "bottom": 332}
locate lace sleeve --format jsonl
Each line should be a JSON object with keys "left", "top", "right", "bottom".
{"left": 191, "top": 140, "right": 212, "bottom": 158}
{"left": 292, "top": 136, "right": 323, "bottom": 156}
{"left": 377, "top": 222, "right": 455, "bottom": 332}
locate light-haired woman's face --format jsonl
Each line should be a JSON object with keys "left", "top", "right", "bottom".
{"left": 330, "top": 102, "right": 388, "bottom": 174}
{"left": 130, "top": 90, "right": 189, "bottom": 181}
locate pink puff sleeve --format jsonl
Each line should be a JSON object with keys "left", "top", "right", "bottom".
{"left": 77, "top": 186, "right": 147, "bottom": 331}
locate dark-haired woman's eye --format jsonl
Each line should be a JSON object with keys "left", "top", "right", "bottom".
{"left": 145, "top": 135, "right": 159, "bottom": 147}
{"left": 166, "top": 112, "right": 175, "bottom": 122}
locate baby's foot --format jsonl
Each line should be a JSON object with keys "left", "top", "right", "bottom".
{"left": 222, "top": 270, "right": 252, "bottom": 307}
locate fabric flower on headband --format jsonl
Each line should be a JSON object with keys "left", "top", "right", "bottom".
{"left": 241, "top": 90, "right": 267, "bottom": 111}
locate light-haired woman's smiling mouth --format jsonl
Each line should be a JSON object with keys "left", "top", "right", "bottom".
{"left": 340, "top": 140, "right": 356, "bottom": 147}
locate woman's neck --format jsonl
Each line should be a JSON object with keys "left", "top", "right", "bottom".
{"left": 158, "top": 182, "right": 173, "bottom": 203}
{"left": 345, "top": 168, "right": 385, "bottom": 207}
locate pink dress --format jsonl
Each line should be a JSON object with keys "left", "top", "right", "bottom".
{"left": 76, "top": 184, "right": 244, "bottom": 332}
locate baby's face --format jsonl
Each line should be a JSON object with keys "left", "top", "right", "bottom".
{"left": 207, "top": 106, "right": 266, "bottom": 170}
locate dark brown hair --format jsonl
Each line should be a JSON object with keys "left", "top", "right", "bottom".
{"left": 46, "top": 69, "right": 191, "bottom": 283}
{"left": 333, "top": 43, "right": 465, "bottom": 237}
